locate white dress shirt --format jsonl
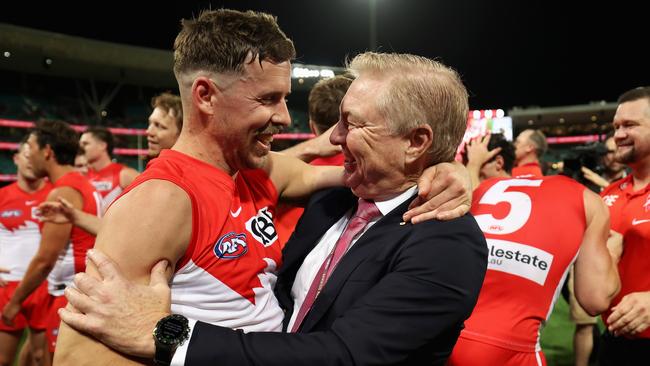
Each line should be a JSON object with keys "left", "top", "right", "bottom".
{"left": 172, "top": 185, "right": 418, "bottom": 365}
{"left": 286, "top": 185, "right": 418, "bottom": 331}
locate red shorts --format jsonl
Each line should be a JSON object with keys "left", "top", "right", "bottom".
{"left": 448, "top": 337, "right": 547, "bottom": 366}
{"left": 44, "top": 294, "right": 68, "bottom": 353}
{"left": 0, "top": 280, "right": 49, "bottom": 332}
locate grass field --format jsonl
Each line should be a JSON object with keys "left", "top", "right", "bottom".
{"left": 541, "top": 296, "right": 575, "bottom": 366}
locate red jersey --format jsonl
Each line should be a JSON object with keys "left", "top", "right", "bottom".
{"left": 512, "top": 162, "right": 543, "bottom": 178}
{"left": 601, "top": 175, "right": 650, "bottom": 339}
{"left": 275, "top": 152, "right": 344, "bottom": 246}
{"left": 120, "top": 150, "right": 284, "bottom": 332}
{"left": 0, "top": 181, "right": 52, "bottom": 281}
{"left": 47, "top": 172, "right": 100, "bottom": 295}
{"left": 87, "top": 162, "right": 126, "bottom": 208}
{"left": 458, "top": 176, "right": 586, "bottom": 353}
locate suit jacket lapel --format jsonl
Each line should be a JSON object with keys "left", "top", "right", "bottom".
{"left": 279, "top": 188, "right": 356, "bottom": 276}
{"left": 299, "top": 194, "right": 416, "bottom": 332}
{"left": 276, "top": 188, "right": 357, "bottom": 328}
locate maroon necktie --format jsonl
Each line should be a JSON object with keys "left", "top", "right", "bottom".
{"left": 290, "top": 199, "right": 381, "bottom": 332}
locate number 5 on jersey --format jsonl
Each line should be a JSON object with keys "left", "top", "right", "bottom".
{"left": 474, "top": 179, "right": 543, "bottom": 235}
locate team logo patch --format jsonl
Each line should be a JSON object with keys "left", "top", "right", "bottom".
{"left": 602, "top": 194, "right": 619, "bottom": 207}
{"left": 31, "top": 206, "right": 43, "bottom": 220}
{"left": 245, "top": 206, "right": 278, "bottom": 247}
{"left": 644, "top": 194, "right": 650, "bottom": 212}
{"left": 92, "top": 181, "right": 113, "bottom": 192}
{"left": 213, "top": 232, "right": 248, "bottom": 259}
{"left": 1, "top": 209, "right": 21, "bottom": 218}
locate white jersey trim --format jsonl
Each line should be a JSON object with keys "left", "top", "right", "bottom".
{"left": 0, "top": 220, "right": 41, "bottom": 281}
{"left": 170, "top": 259, "right": 283, "bottom": 332}
{"left": 47, "top": 242, "right": 74, "bottom": 296}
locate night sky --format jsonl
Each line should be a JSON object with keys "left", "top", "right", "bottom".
{"left": 1, "top": 0, "right": 646, "bottom": 110}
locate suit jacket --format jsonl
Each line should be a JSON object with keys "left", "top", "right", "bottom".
{"left": 185, "top": 187, "right": 488, "bottom": 366}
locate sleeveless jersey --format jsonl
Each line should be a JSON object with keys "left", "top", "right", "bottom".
{"left": 601, "top": 175, "right": 650, "bottom": 339}
{"left": 47, "top": 172, "right": 100, "bottom": 295}
{"left": 87, "top": 162, "right": 125, "bottom": 208}
{"left": 120, "top": 150, "right": 284, "bottom": 332}
{"left": 461, "top": 175, "right": 586, "bottom": 352}
{"left": 0, "top": 181, "right": 52, "bottom": 281}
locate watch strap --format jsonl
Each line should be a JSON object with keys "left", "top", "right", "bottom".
{"left": 154, "top": 342, "right": 176, "bottom": 366}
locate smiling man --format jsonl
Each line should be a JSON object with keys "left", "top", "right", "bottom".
{"left": 598, "top": 86, "right": 650, "bottom": 365}
{"left": 53, "top": 10, "right": 476, "bottom": 366}
{"left": 54, "top": 51, "right": 488, "bottom": 366}
{"left": 53, "top": 11, "right": 337, "bottom": 364}
{"left": 146, "top": 92, "right": 183, "bottom": 159}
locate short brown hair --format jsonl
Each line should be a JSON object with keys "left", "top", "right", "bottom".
{"left": 173, "top": 9, "right": 296, "bottom": 77}
{"left": 347, "top": 52, "right": 468, "bottom": 165}
{"left": 30, "top": 120, "right": 79, "bottom": 165}
{"left": 308, "top": 74, "right": 354, "bottom": 133}
{"left": 618, "top": 86, "right": 650, "bottom": 113}
{"left": 84, "top": 126, "right": 114, "bottom": 157}
{"left": 151, "top": 92, "right": 183, "bottom": 131}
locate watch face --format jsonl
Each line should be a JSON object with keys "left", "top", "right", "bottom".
{"left": 155, "top": 314, "right": 189, "bottom": 346}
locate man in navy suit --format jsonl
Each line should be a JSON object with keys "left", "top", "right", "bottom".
{"left": 57, "top": 52, "right": 488, "bottom": 366}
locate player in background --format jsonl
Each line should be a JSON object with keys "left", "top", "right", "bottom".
{"left": 0, "top": 139, "right": 53, "bottom": 366}
{"left": 80, "top": 127, "right": 138, "bottom": 209}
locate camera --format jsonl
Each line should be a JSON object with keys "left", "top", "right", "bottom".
{"left": 561, "top": 142, "right": 608, "bottom": 188}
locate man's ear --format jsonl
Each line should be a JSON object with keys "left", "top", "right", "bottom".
{"left": 405, "top": 125, "right": 433, "bottom": 164}
{"left": 192, "top": 77, "right": 219, "bottom": 116}
{"left": 308, "top": 119, "right": 320, "bottom": 136}
{"left": 525, "top": 142, "right": 535, "bottom": 155}
{"left": 494, "top": 155, "right": 505, "bottom": 171}
{"left": 43, "top": 144, "right": 54, "bottom": 162}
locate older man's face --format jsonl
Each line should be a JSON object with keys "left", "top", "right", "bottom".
{"left": 330, "top": 75, "right": 410, "bottom": 200}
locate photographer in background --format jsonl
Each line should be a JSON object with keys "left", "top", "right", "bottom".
{"left": 581, "top": 134, "right": 627, "bottom": 191}
{"left": 561, "top": 142, "right": 608, "bottom": 193}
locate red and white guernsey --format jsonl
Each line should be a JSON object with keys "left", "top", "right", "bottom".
{"left": 0, "top": 181, "right": 53, "bottom": 281}
{"left": 121, "top": 150, "right": 284, "bottom": 332}
{"left": 47, "top": 172, "right": 100, "bottom": 296}
{"left": 462, "top": 175, "right": 586, "bottom": 352}
{"left": 87, "top": 162, "right": 126, "bottom": 209}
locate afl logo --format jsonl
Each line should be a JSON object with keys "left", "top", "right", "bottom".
{"left": 1, "top": 209, "right": 21, "bottom": 218}
{"left": 213, "top": 232, "right": 248, "bottom": 259}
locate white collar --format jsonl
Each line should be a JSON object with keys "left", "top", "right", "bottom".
{"left": 372, "top": 185, "right": 418, "bottom": 216}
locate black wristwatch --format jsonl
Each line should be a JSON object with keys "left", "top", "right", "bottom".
{"left": 153, "top": 314, "right": 190, "bottom": 366}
